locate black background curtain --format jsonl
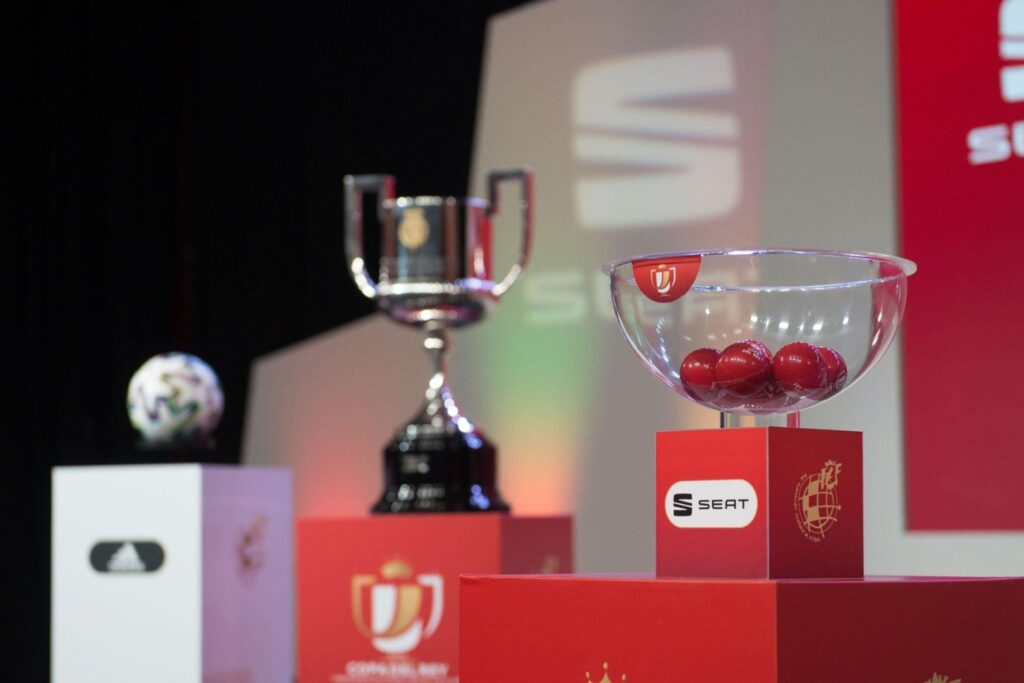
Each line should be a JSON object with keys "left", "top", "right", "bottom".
{"left": 6, "top": 1, "right": 525, "bottom": 677}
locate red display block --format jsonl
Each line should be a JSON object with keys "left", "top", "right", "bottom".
{"left": 461, "top": 574, "right": 1024, "bottom": 682}
{"left": 657, "top": 427, "right": 862, "bottom": 579}
{"left": 297, "top": 515, "right": 572, "bottom": 683}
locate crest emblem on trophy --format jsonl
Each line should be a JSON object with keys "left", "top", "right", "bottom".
{"left": 351, "top": 560, "right": 444, "bottom": 655}
{"left": 344, "top": 169, "right": 534, "bottom": 512}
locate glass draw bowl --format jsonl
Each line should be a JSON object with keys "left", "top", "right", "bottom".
{"left": 604, "top": 249, "right": 916, "bottom": 416}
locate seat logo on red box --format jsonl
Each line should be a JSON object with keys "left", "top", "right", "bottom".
{"left": 351, "top": 559, "right": 444, "bottom": 655}
{"left": 664, "top": 480, "right": 758, "bottom": 528}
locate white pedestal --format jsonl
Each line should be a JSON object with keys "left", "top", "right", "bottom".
{"left": 52, "top": 464, "right": 293, "bottom": 683}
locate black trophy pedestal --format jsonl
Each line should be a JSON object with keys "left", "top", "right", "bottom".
{"left": 371, "top": 429, "right": 510, "bottom": 514}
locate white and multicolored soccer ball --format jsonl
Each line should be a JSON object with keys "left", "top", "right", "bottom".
{"left": 127, "top": 352, "right": 224, "bottom": 444}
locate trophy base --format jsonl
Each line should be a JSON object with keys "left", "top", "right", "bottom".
{"left": 371, "top": 432, "right": 511, "bottom": 514}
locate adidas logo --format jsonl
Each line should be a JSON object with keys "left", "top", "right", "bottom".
{"left": 106, "top": 542, "right": 147, "bottom": 572}
{"left": 90, "top": 540, "right": 165, "bottom": 573}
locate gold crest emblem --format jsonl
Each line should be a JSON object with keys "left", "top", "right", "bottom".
{"left": 540, "top": 554, "right": 561, "bottom": 574}
{"left": 794, "top": 460, "right": 842, "bottom": 541}
{"left": 925, "top": 674, "right": 962, "bottom": 683}
{"left": 237, "top": 515, "right": 267, "bottom": 579}
{"left": 585, "top": 662, "right": 626, "bottom": 682}
{"left": 398, "top": 207, "right": 430, "bottom": 251}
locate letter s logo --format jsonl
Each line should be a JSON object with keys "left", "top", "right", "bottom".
{"left": 673, "top": 493, "right": 693, "bottom": 517}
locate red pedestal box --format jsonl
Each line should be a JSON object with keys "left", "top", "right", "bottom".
{"left": 657, "top": 427, "right": 863, "bottom": 578}
{"left": 461, "top": 574, "right": 1024, "bottom": 682}
{"left": 297, "top": 515, "right": 572, "bottom": 683}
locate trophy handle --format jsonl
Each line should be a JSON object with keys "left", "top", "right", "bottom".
{"left": 343, "top": 173, "right": 396, "bottom": 299}
{"left": 487, "top": 168, "right": 534, "bottom": 298}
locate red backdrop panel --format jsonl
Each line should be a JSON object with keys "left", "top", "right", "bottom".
{"left": 897, "top": 0, "right": 1024, "bottom": 528}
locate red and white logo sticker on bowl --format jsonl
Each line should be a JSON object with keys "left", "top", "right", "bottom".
{"left": 633, "top": 256, "right": 701, "bottom": 303}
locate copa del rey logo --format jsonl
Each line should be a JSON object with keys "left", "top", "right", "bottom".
{"left": 351, "top": 560, "right": 443, "bottom": 655}
{"left": 652, "top": 267, "right": 676, "bottom": 295}
{"left": 632, "top": 256, "right": 701, "bottom": 303}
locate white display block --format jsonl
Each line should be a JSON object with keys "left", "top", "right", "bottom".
{"left": 52, "top": 464, "right": 293, "bottom": 683}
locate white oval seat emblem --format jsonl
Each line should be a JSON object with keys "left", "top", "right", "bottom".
{"left": 665, "top": 479, "right": 758, "bottom": 528}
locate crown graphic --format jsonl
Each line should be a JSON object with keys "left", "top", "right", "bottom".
{"left": 585, "top": 662, "right": 626, "bottom": 682}
{"left": 380, "top": 559, "right": 413, "bottom": 580}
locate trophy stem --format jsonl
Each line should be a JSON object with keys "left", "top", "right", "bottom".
{"left": 422, "top": 326, "right": 454, "bottom": 423}
{"left": 418, "top": 326, "right": 473, "bottom": 436}
{"left": 370, "top": 324, "right": 510, "bottom": 513}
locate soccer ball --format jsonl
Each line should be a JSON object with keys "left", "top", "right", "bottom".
{"left": 127, "top": 352, "right": 224, "bottom": 444}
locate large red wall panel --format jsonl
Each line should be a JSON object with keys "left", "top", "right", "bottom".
{"left": 897, "top": 0, "right": 1024, "bottom": 528}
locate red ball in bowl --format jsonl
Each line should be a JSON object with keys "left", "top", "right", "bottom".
{"left": 680, "top": 348, "right": 721, "bottom": 401}
{"left": 772, "top": 342, "right": 828, "bottom": 398}
{"left": 818, "top": 346, "right": 848, "bottom": 395}
{"left": 715, "top": 340, "right": 773, "bottom": 397}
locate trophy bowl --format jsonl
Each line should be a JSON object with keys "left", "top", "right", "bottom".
{"left": 604, "top": 249, "right": 916, "bottom": 417}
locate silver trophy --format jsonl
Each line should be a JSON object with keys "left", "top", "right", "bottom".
{"left": 344, "top": 169, "right": 534, "bottom": 512}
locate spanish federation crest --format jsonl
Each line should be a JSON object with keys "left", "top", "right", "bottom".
{"left": 237, "top": 515, "right": 267, "bottom": 580}
{"left": 794, "top": 460, "right": 842, "bottom": 541}
{"left": 351, "top": 560, "right": 444, "bottom": 655}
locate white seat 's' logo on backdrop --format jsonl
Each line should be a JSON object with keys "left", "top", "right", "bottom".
{"left": 573, "top": 47, "right": 740, "bottom": 228}
{"left": 1001, "top": 0, "right": 1024, "bottom": 101}
{"left": 967, "top": 1, "right": 1024, "bottom": 165}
